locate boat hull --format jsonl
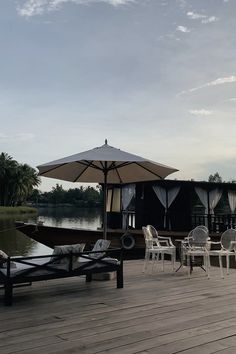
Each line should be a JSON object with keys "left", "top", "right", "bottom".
{"left": 15, "top": 222, "right": 192, "bottom": 259}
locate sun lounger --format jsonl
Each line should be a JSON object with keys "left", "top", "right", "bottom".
{"left": 0, "top": 247, "right": 123, "bottom": 306}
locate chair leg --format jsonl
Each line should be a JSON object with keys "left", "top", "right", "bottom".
{"left": 143, "top": 250, "right": 149, "bottom": 273}
{"left": 154, "top": 252, "right": 160, "bottom": 272}
{"left": 226, "top": 254, "right": 230, "bottom": 275}
{"left": 203, "top": 255, "right": 208, "bottom": 277}
{"left": 172, "top": 250, "right": 176, "bottom": 271}
{"left": 171, "top": 253, "right": 174, "bottom": 271}
{"left": 207, "top": 255, "right": 210, "bottom": 278}
{"left": 152, "top": 252, "right": 157, "bottom": 271}
{"left": 208, "top": 254, "right": 211, "bottom": 271}
{"left": 142, "top": 253, "right": 146, "bottom": 273}
{"left": 161, "top": 253, "right": 164, "bottom": 271}
{"left": 187, "top": 254, "right": 191, "bottom": 278}
{"left": 151, "top": 252, "right": 156, "bottom": 273}
{"left": 205, "top": 255, "right": 210, "bottom": 279}
{"left": 219, "top": 255, "right": 224, "bottom": 278}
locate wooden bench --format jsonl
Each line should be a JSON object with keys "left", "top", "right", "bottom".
{"left": 0, "top": 248, "right": 123, "bottom": 306}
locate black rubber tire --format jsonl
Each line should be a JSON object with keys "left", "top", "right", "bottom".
{"left": 120, "top": 233, "right": 136, "bottom": 250}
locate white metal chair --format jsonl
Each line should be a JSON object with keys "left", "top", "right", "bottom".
{"left": 195, "top": 226, "right": 211, "bottom": 252}
{"left": 208, "top": 228, "right": 236, "bottom": 278}
{"left": 142, "top": 226, "right": 159, "bottom": 273}
{"left": 146, "top": 225, "right": 176, "bottom": 271}
{"left": 183, "top": 227, "right": 210, "bottom": 278}
{"left": 195, "top": 225, "right": 209, "bottom": 233}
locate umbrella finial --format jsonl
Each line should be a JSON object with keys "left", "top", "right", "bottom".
{"left": 105, "top": 139, "right": 108, "bottom": 145}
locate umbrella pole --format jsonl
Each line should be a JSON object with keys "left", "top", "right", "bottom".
{"left": 103, "top": 167, "right": 108, "bottom": 239}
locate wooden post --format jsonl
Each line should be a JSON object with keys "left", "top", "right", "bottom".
{"left": 4, "top": 257, "right": 13, "bottom": 306}
{"left": 86, "top": 274, "right": 92, "bottom": 283}
{"left": 4, "top": 283, "right": 13, "bottom": 306}
{"left": 116, "top": 268, "right": 123, "bottom": 288}
{"left": 69, "top": 252, "right": 73, "bottom": 272}
{"left": 207, "top": 190, "right": 211, "bottom": 231}
{"left": 165, "top": 188, "right": 169, "bottom": 230}
{"left": 103, "top": 164, "right": 108, "bottom": 239}
{"left": 117, "top": 252, "right": 123, "bottom": 288}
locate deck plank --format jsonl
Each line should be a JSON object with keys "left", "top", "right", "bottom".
{"left": 1, "top": 260, "right": 236, "bottom": 353}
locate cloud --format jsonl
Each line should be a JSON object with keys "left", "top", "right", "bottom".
{"left": 0, "top": 133, "right": 35, "bottom": 142}
{"left": 176, "top": 0, "right": 187, "bottom": 9}
{"left": 189, "top": 109, "right": 213, "bottom": 116}
{"left": 187, "top": 11, "right": 206, "bottom": 20}
{"left": 176, "top": 25, "right": 190, "bottom": 33}
{"left": 179, "top": 75, "right": 236, "bottom": 95}
{"left": 187, "top": 11, "right": 218, "bottom": 24}
{"left": 202, "top": 16, "right": 218, "bottom": 24}
{"left": 17, "top": 0, "right": 135, "bottom": 17}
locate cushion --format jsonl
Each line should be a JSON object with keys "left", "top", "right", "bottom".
{"left": 1, "top": 261, "right": 17, "bottom": 269}
{"left": 0, "top": 250, "right": 8, "bottom": 267}
{"left": 0, "top": 250, "right": 17, "bottom": 269}
{"left": 92, "top": 239, "right": 111, "bottom": 252}
{"left": 89, "top": 239, "right": 111, "bottom": 259}
{"left": 51, "top": 243, "right": 86, "bottom": 265}
{"left": 0, "top": 257, "right": 55, "bottom": 277}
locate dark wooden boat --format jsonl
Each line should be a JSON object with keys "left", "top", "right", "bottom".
{"left": 15, "top": 221, "right": 191, "bottom": 259}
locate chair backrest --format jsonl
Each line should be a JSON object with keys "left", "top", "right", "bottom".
{"left": 89, "top": 239, "right": 111, "bottom": 259}
{"left": 142, "top": 226, "right": 154, "bottom": 248}
{"left": 184, "top": 228, "right": 194, "bottom": 245}
{"left": 92, "top": 239, "right": 111, "bottom": 252}
{"left": 195, "top": 225, "right": 209, "bottom": 233}
{"left": 190, "top": 227, "right": 209, "bottom": 248}
{"left": 51, "top": 243, "right": 86, "bottom": 265}
{"left": 142, "top": 226, "right": 152, "bottom": 241}
{"left": 147, "top": 225, "right": 158, "bottom": 239}
{"left": 221, "top": 229, "right": 236, "bottom": 251}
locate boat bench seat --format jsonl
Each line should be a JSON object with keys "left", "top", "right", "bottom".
{"left": 0, "top": 248, "right": 123, "bottom": 306}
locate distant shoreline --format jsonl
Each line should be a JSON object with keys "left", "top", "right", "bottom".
{"left": 31, "top": 203, "right": 102, "bottom": 208}
{"left": 0, "top": 206, "right": 38, "bottom": 215}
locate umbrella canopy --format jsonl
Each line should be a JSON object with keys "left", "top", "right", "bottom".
{"left": 37, "top": 140, "right": 178, "bottom": 238}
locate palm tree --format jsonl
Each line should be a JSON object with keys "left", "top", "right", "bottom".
{"left": 0, "top": 153, "right": 40, "bottom": 206}
{"left": 0, "top": 153, "right": 18, "bottom": 206}
{"left": 13, "top": 164, "right": 40, "bottom": 205}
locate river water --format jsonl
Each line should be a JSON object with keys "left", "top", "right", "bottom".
{"left": 0, "top": 207, "right": 102, "bottom": 257}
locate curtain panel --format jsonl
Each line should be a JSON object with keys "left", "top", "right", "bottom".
{"left": 228, "top": 190, "right": 236, "bottom": 214}
{"left": 122, "top": 184, "right": 135, "bottom": 229}
{"left": 195, "top": 187, "right": 222, "bottom": 215}
{"left": 152, "top": 185, "right": 180, "bottom": 229}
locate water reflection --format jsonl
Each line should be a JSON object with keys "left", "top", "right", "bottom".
{"left": 0, "top": 207, "right": 102, "bottom": 257}
{"left": 37, "top": 206, "right": 102, "bottom": 230}
{"left": 0, "top": 214, "right": 51, "bottom": 256}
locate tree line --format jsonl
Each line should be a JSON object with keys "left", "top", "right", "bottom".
{"left": 0, "top": 152, "right": 102, "bottom": 208}
{"left": 30, "top": 184, "right": 103, "bottom": 207}
{"left": 0, "top": 152, "right": 234, "bottom": 208}
{"left": 208, "top": 172, "right": 236, "bottom": 183}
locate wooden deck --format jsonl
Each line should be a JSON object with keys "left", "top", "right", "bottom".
{"left": 1, "top": 260, "right": 236, "bottom": 353}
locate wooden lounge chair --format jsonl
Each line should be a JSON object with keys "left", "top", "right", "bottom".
{"left": 0, "top": 244, "right": 123, "bottom": 306}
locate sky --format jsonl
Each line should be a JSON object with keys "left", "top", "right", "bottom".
{"left": 1, "top": 0, "right": 236, "bottom": 191}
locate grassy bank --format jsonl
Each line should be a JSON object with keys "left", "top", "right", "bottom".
{"left": 0, "top": 206, "right": 38, "bottom": 215}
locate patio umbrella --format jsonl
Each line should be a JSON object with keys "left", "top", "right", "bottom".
{"left": 37, "top": 140, "right": 178, "bottom": 238}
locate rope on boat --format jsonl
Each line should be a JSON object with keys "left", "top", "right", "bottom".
{"left": 0, "top": 224, "right": 37, "bottom": 234}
